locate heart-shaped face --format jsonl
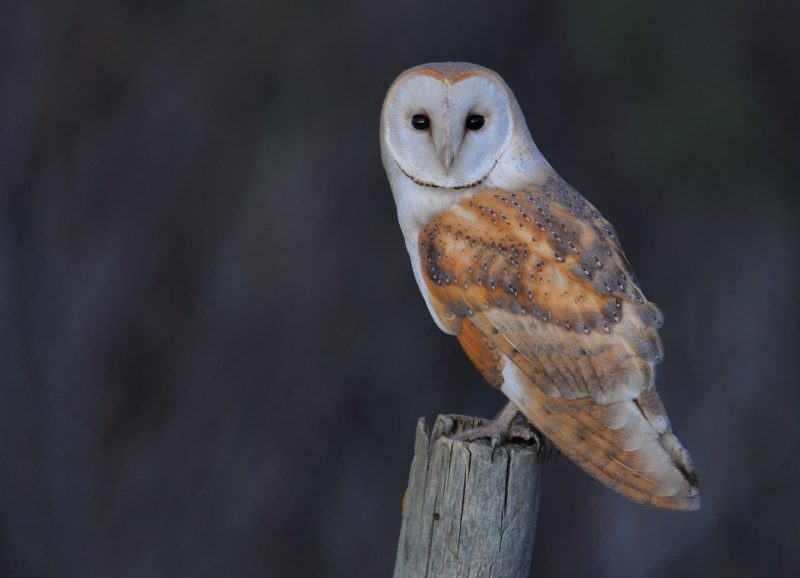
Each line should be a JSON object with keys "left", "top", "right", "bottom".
{"left": 381, "top": 65, "right": 515, "bottom": 190}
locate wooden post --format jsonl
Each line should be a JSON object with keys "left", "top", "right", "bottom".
{"left": 393, "top": 414, "right": 542, "bottom": 578}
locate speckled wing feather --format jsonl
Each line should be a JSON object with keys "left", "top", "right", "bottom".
{"left": 420, "top": 177, "right": 700, "bottom": 510}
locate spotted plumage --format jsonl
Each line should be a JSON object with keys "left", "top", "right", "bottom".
{"left": 381, "top": 62, "right": 699, "bottom": 510}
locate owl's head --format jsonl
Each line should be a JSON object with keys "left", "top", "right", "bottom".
{"left": 380, "top": 63, "right": 521, "bottom": 190}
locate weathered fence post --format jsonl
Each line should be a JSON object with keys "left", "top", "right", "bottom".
{"left": 393, "top": 414, "right": 542, "bottom": 578}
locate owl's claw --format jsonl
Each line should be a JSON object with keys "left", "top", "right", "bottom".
{"left": 488, "top": 433, "right": 503, "bottom": 460}
{"left": 450, "top": 404, "right": 547, "bottom": 461}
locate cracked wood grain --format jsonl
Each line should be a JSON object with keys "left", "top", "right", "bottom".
{"left": 393, "top": 415, "right": 542, "bottom": 578}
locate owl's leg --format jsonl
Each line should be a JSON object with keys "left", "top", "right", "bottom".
{"left": 450, "top": 401, "right": 547, "bottom": 459}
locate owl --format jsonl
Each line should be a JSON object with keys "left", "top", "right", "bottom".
{"left": 380, "top": 62, "right": 700, "bottom": 511}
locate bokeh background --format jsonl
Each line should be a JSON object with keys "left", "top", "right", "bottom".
{"left": 2, "top": 0, "right": 798, "bottom": 576}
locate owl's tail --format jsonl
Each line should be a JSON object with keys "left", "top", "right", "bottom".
{"left": 501, "top": 363, "right": 700, "bottom": 511}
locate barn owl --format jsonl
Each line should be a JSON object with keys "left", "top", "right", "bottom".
{"left": 380, "top": 62, "right": 700, "bottom": 511}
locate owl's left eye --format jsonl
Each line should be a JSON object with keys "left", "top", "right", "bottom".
{"left": 466, "top": 114, "right": 485, "bottom": 130}
{"left": 411, "top": 114, "right": 430, "bottom": 130}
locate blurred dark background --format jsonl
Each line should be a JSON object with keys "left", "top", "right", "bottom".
{"left": 1, "top": 0, "right": 798, "bottom": 576}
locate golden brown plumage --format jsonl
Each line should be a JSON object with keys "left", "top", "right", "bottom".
{"left": 420, "top": 178, "right": 700, "bottom": 510}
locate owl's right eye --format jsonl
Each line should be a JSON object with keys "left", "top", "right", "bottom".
{"left": 411, "top": 114, "right": 430, "bottom": 130}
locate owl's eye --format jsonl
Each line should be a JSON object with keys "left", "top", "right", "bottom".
{"left": 466, "top": 114, "right": 485, "bottom": 131}
{"left": 411, "top": 114, "right": 430, "bottom": 130}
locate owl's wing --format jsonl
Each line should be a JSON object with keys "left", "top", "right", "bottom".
{"left": 420, "top": 178, "right": 699, "bottom": 510}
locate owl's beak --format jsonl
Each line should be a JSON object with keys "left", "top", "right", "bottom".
{"left": 435, "top": 122, "right": 462, "bottom": 174}
{"left": 440, "top": 145, "right": 455, "bottom": 172}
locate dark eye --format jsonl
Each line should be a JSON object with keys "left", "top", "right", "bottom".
{"left": 466, "top": 114, "right": 485, "bottom": 131}
{"left": 411, "top": 114, "right": 430, "bottom": 130}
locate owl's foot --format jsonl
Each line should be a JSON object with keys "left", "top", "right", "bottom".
{"left": 450, "top": 403, "right": 549, "bottom": 460}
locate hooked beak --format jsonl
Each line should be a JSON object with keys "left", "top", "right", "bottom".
{"left": 433, "top": 117, "right": 463, "bottom": 175}
{"left": 439, "top": 144, "right": 455, "bottom": 172}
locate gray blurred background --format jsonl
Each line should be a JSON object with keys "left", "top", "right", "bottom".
{"left": 1, "top": 0, "right": 798, "bottom": 576}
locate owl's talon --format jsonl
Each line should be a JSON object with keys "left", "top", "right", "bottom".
{"left": 450, "top": 402, "right": 545, "bottom": 461}
{"left": 509, "top": 418, "right": 553, "bottom": 458}
{"left": 490, "top": 434, "right": 502, "bottom": 461}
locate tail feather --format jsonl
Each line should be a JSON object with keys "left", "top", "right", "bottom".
{"left": 502, "top": 362, "right": 700, "bottom": 511}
